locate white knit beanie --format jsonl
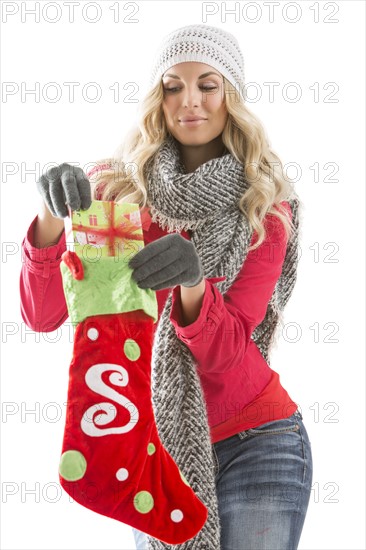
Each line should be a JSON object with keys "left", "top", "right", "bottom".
{"left": 149, "top": 24, "right": 245, "bottom": 99}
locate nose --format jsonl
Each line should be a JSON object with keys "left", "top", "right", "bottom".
{"left": 181, "top": 84, "right": 201, "bottom": 108}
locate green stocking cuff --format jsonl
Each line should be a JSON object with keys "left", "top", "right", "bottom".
{"left": 60, "top": 255, "right": 158, "bottom": 325}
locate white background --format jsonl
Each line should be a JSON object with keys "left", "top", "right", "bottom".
{"left": 1, "top": 1, "right": 365, "bottom": 549}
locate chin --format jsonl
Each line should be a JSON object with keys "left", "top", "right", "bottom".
{"left": 172, "top": 131, "right": 214, "bottom": 146}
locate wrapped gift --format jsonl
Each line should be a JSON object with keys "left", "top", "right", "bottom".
{"left": 69, "top": 200, "right": 145, "bottom": 260}
{"left": 62, "top": 200, "right": 157, "bottom": 326}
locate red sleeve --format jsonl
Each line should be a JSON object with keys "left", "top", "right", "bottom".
{"left": 19, "top": 215, "right": 69, "bottom": 332}
{"left": 169, "top": 203, "right": 292, "bottom": 373}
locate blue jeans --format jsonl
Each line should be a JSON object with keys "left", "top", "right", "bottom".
{"left": 132, "top": 409, "right": 313, "bottom": 549}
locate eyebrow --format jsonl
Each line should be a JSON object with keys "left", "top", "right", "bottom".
{"left": 162, "top": 71, "right": 221, "bottom": 80}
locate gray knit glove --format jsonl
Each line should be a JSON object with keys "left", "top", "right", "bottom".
{"left": 128, "top": 233, "right": 204, "bottom": 291}
{"left": 36, "top": 163, "right": 92, "bottom": 218}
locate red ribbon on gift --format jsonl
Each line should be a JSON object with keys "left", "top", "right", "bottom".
{"left": 70, "top": 201, "right": 144, "bottom": 257}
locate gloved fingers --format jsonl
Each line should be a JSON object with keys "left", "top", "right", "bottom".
{"left": 149, "top": 276, "right": 185, "bottom": 291}
{"left": 131, "top": 246, "right": 179, "bottom": 284}
{"left": 75, "top": 170, "right": 92, "bottom": 210}
{"left": 128, "top": 233, "right": 183, "bottom": 269}
{"left": 48, "top": 178, "right": 70, "bottom": 218}
{"left": 60, "top": 165, "right": 82, "bottom": 212}
{"left": 144, "top": 264, "right": 203, "bottom": 291}
{"left": 137, "top": 265, "right": 187, "bottom": 290}
{"left": 36, "top": 164, "right": 92, "bottom": 219}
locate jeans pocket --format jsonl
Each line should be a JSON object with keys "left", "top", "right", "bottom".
{"left": 242, "top": 413, "right": 300, "bottom": 437}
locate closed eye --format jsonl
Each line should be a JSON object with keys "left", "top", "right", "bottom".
{"left": 164, "top": 86, "right": 218, "bottom": 93}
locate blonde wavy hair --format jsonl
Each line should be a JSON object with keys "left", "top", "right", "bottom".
{"left": 88, "top": 77, "right": 298, "bottom": 252}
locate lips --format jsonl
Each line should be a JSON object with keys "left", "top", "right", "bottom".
{"left": 179, "top": 116, "right": 207, "bottom": 122}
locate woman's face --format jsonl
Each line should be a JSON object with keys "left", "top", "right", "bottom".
{"left": 161, "top": 62, "right": 228, "bottom": 146}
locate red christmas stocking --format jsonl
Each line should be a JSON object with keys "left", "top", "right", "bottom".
{"left": 58, "top": 247, "right": 208, "bottom": 545}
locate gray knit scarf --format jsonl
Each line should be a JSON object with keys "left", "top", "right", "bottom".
{"left": 144, "top": 133, "right": 301, "bottom": 550}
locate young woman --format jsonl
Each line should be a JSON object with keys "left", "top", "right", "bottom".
{"left": 20, "top": 24, "right": 313, "bottom": 550}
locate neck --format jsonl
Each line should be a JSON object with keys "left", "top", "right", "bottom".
{"left": 176, "top": 135, "right": 227, "bottom": 173}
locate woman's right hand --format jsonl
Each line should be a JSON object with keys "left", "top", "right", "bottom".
{"left": 36, "top": 163, "right": 92, "bottom": 219}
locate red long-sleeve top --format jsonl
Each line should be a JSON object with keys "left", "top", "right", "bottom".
{"left": 19, "top": 173, "right": 298, "bottom": 444}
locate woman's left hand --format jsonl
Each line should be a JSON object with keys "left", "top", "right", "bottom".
{"left": 128, "top": 233, "right": 203, "bottom": 291}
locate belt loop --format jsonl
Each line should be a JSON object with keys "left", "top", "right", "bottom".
{"left": 295, "top": 408, "right": 303, "bottom": 420}
{"left": 42, "top": 260, "right": 50, "bottom": 278}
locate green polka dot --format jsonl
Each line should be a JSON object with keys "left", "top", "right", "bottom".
{"left": 134, "top": 491, "right": 154, "bottom": 513}
{"left": 124, "top": 339, "right": 141, "bottom": 361}
{"left": 147, "top": 443, "right": 156, "bottom": 455}
{"left": 59, "top": 450, "right": 87, "bottom": 481}
{"left": 179, "top": 468, "right": 190, "bottom": 486}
